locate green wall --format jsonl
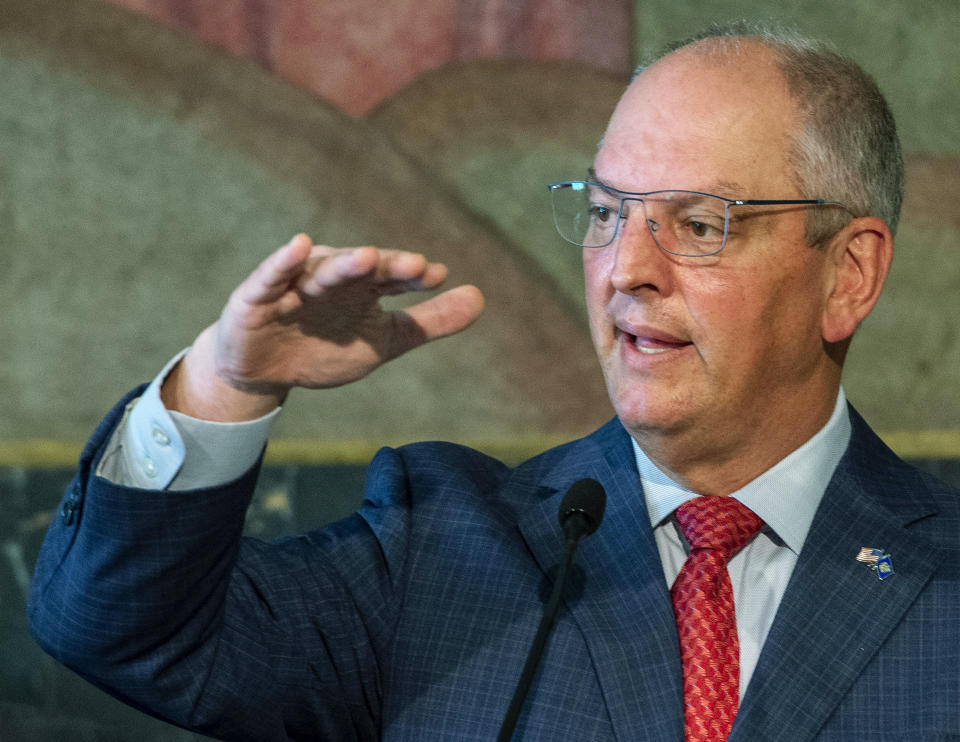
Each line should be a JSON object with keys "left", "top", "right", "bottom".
{"left": 632, "top": 0, "right": 960, "bottom": 154}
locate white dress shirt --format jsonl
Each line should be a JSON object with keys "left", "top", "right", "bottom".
{"left": 634, "top": 388, "right": 851, "bottom": 698}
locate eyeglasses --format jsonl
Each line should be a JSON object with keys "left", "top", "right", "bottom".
{"left": 547, "top": 180, "right": 854, "bottom": 257}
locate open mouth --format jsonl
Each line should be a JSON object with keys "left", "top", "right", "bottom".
{"left": 615, "top": 322, "right": 692, "bottom": 356}
{"left": 631, "top": 334, "right": 691, "bottom": 354}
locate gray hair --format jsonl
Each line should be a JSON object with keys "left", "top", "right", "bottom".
{"left": 637, "top": 22, "right": 904, "bottom": 244}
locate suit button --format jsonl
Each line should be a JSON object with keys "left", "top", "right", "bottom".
{"left": 60, "top": 498, "right": 78, "bottom": 525}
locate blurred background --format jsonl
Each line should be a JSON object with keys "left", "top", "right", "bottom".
{"left": 1, "top": 0, "right": 958, "bottom": 738}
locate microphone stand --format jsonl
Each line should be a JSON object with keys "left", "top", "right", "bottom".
{"left": 495, "top": 523, "right": 585, "bottom": 742}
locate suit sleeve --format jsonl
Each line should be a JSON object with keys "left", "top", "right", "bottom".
{"left": 27, "top": 390, "right": 410, "bottom": 742}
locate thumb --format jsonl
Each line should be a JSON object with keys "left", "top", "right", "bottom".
{"left": 386, "top": 285, "right": 485, "bottom": 359}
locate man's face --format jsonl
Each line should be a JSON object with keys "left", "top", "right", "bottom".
{"left": 586, "top": 45, "right": 839, "bottom": 466}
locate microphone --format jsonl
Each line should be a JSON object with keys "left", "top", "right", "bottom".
{"left": 559, "top": 477, "right": 606, "bottom": 546}
{"left": 496, "top": 479, "right": 606, "bottom": 742}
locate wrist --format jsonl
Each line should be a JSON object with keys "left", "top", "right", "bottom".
{"left": 160, "top": 326, "right": 285, "bottom": 422}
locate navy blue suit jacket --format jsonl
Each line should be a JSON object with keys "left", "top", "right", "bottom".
{"left": 28, "top": 390, "right": 960, "bottom": 740}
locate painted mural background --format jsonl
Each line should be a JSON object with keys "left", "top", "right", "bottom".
{"left": 1, "top": 0, "right": 957, "bottom": 738}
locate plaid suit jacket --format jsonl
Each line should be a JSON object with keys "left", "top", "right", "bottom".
{"left": 28, "top": 389, "right": 960, "bottom": 741}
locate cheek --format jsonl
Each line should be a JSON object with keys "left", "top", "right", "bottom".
{"left": 683, "top": 269, "right": 745, "bottom": 336}
{"left": 684, "top": 269, "right": 785, "bottom": 370}
{"left": 710, "top": 268, "right": 826, "bottom": 374}
{"left": 759, "top": 254, "right": 831, "bottom": 335}
{"left": 582, "top": 247, "right": 609, "bottom": 282}
{"left": 583, "top": 249, "right": 613, "bottom": 311}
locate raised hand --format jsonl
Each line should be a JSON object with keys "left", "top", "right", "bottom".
{"left": 161, "top": 235, "right": 485, "bottom": 421}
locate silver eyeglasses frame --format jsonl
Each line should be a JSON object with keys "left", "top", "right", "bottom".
{"left": 548, "top": 180, "right": 855, "bottom": 257}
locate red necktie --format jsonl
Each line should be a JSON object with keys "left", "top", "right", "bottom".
{"left": 671, "top": 496, "right": 764, "bottom": 742}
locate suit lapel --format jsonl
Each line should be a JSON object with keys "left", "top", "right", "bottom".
{"left": 732, "top": 411, "right": 946, "bottom": 741}
{"left": 517, "top": 421, "right": 684, "bottom": 742}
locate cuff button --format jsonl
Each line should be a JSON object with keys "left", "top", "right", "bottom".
{"left": 142, "top": 457, "right": 158, "bottom": 478}
{"left": 151, "top": 426, "right": 171, "bottom": 446}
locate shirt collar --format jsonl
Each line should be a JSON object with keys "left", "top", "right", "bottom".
{"left": 632, "top": 388, "right": 851, "bottom": 555}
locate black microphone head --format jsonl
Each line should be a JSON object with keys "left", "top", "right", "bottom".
{"left": 558, "top": 478, "right": 606, "bottom": 537}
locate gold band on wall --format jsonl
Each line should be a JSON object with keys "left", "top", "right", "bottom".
{"left": 2, "top": 433, "right": 960, "bottom": 468}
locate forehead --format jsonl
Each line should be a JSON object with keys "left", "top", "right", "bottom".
{"left": 595, "top": 43, "right": 799, "bottom": 197}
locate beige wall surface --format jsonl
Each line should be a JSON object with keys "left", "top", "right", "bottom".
{"left": 1, "top": 0, "right": 958, "bottom": 465}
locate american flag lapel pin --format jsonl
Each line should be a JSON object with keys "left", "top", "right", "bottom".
{"left": 856, "top": 547, "right": 895, "bottom": 580}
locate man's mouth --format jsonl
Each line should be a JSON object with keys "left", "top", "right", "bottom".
{"left": 635, "top": 341, "right": 672, "bottom": 355}
{"left": 631, "top": 335, "right": 691, "bottom": 354}
{"left": 615, "top": 321, "right": 691, "bottom": 355}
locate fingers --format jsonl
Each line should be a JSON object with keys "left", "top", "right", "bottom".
{"left": 235, "top": 236, "right": 468, "bottom": 342}
{"left": 297, "top": 246, "right": 449, "bottom": 296}
{"left": 236, "top": 237, "right": 448, "bottom": 307}
{"left": 236, "top": 234, "right": 314, "bottom": 305}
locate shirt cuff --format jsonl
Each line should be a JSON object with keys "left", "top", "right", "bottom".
{"left": 98, "top": 349, "right": 280, "bottom": 491}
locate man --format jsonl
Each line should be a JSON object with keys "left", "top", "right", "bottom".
{"left": 29, "top": 26, "right": 959, "bottom": 742}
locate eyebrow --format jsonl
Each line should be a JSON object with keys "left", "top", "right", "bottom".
{"left": 583, "top": 170, "right": 620, "bottom": 197}
{"left": 586, "top": 168, "right": 747, "bottom": 199}
{"left": 586, "top": 169, "right": 637, "bottom": 199}
{"left": 707, "top": 180, "right": 749, "bottom": 199}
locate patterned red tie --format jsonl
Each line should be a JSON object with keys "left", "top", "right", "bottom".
{"left": 671, "top": 496, "right": 764, "bottom": 742}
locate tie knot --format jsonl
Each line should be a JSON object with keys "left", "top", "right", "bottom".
{"left": 675, "top": 496, "right": 763, "bottom": 559}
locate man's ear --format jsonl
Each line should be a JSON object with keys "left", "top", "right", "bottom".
{"left": 821, "top": 216, "right": 893, "bottom": 344}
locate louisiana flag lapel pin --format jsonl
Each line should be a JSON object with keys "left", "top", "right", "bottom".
{"left": 856, "top": 547, "right": 895, "bottom": 580}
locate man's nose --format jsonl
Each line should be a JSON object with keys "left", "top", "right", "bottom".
{"left": 609, "top": 207, "right": 673, "bottom": 295}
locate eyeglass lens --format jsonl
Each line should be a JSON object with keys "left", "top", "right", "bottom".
{"left": 550, "top": 182, "right": 731, "bottom": 256}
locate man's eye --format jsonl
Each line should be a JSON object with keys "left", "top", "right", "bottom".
{"left": 684, "top": 219, "right": 723, "bottom": 238}
{"left": 589, "top": 205, "right": 614, "bottom": 223}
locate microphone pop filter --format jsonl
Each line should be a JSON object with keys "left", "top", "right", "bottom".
{"left": 558, "top": 478, "right": 606, "bottom": 537}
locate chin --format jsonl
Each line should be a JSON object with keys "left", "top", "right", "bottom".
{"left": 610, "top": 391, "right": 691, "bottom": 437}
